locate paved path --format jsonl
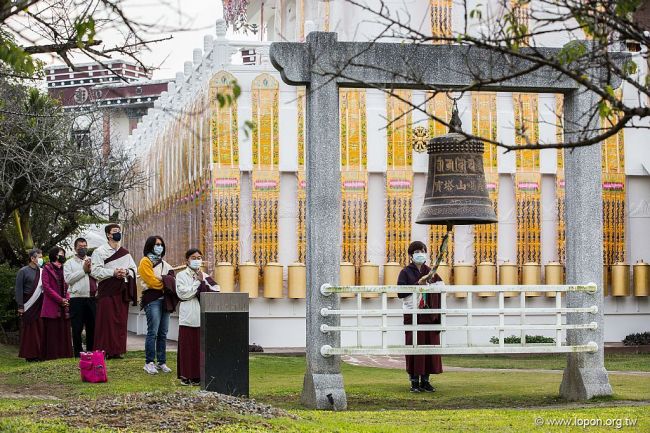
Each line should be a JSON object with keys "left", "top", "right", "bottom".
{"left": 126, "top": 333, "right": 302, "bottom": 355}
{"left": 341, "top": 355, "right": 650, "bottom": 376}
{"left": 127, "top": 332, "right": 177, "bottom": 351}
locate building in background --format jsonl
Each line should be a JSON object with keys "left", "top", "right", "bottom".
{"left": 46, "top": 61, "right": 170, "bottom": 154}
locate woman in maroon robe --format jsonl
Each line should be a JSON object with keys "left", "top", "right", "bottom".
{"left": 397, "top": 241, "right": 443, "bottom": 392}
{"left": 40, "top": 247, "right": 73, "bottom": 360}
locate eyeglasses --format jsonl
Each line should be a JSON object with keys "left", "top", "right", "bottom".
{"left": 154, "top": 243, "right": 163, "bottom": 246}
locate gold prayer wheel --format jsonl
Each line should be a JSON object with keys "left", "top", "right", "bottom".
{"left": 287, "top": 262, "right": 306, "bottom": 299}
{"left": 214, "top": 262, "right": 235, "bottom": 293}
{"left": 633, "top": 260, "right": 650, "bottom": 297}
{"left": 499, "top": 261, "right": 518, "bottom": 297}
{"left": 611, "top": 262, "right": 630, "bottom": 297}
{"left": 360, "top": 262, "right": 379, "bottom": 298}
{"left": 477, "top": 262, "right": 496, "bottom": 297}
{"left": 544, "top": 262, "right": 564, "bottom": 298}
{"left": 522, "top": 262, "right": 541, "bottom": 297}
{"left": 340, "top": 262, "right": 356, "bottom": 298}
{"left": 453, "top": 263, "right": 474, "bottom": 298}
{"left": 239, "top": 262, "right": 259, "bottom": 298}
{"left": 435, "top": 261, "right": 451, "bottom": 285}
{"left": 603, "top": 265, "right": 610, "bottom": 296}
{"left": 263, "top": 262, "right": 284, "bottom": 299}
{"left": 383, "top": 262, "right": 402, "bottom": 298}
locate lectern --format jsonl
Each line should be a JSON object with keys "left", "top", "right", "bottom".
{"left": 200, "top": 292, "right": 249, "bottom": 396}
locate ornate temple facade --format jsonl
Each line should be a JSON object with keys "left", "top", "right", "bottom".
{"left": 123, "top": 1, "right": 650, "bottom": 347}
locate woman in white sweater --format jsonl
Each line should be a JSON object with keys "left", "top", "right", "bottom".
{"left": 175, "top": 248, "right": 220, "bottom": 385}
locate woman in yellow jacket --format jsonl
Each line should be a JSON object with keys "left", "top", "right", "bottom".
{"left": 138, "top": 235, "right": 174, "bottom": 375}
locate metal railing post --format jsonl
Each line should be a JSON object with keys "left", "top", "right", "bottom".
{"left": 356, "top": 293, "right": 362, "bottom": 348}
{"left": 440, "top": 289, "right": 447, "bottom": 348}
{"left": 466, "top": 291, "right": 473, "bottom": 347}
{"left": 520, "top": 291, "right": 526, "bottom": 347}
{"left": 556, "top": 291, "right": 562, "bottom": 347}
{"left": 381, "top": 291, "right": 388, "bottom": 349}
{"left": 498, "top": 290, "right": 505, "bottom": 348}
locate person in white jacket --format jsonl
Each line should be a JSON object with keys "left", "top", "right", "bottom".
{"left": 175, "top": 248, "right": 219, "bottom": 385}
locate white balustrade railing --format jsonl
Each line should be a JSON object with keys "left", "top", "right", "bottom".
{"left": 319, "top": 283, "right": 599, "bottom": 357}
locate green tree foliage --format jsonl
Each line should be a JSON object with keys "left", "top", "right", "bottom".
{"left": 0, "top": 77, "right": 144, "bottom": 266}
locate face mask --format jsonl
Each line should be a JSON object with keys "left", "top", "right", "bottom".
{"left": 57, "top": 255, "right": 66, "bottom": 264}
{"left": 111, "top": 232, "right": 122, "bottom": 242}
{"left": 37, "top": 258, "right": 44, "bottom": 267}
{"left": 188, "top": 259, "right": 202, "bottom": 270}
{"left": 77, "top": 248, "right": 87, "bottom": 257}
{"left": 412, "top": 252, "right": 427, "bottom": 265}
{"left": 153, "top": 245, "right": 164, "bottom": 256}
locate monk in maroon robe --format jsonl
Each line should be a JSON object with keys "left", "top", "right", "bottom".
{"left": 15, "top": 249, "right": 45, "bottom": 361}
{"left": 397, "top": 241, "right": 443, "bottom": 392}
{"left": 91, "top": 224, "right": 137, "bottom": 359}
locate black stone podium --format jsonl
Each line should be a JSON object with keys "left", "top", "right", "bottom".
{"left": 200, "top": 292, "right": 249, "bottom": 397}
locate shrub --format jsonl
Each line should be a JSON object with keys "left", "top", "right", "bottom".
{"left": 622, "top": 332, "right": 650, "bottom": 346}
{"left": 489, "top": 335, "right": 556, "bottom": 344}
{"left": 0, "top": 263, "right": 19, "bottom": 337}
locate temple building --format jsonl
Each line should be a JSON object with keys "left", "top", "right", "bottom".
{"left": 46, "top": 61, "right": 170, "bottom": 157}
{"left": 123, "top": 1, "right": 650, "bottom": 348}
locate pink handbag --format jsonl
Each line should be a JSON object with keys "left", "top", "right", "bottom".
{"left": 79, "top": 350, "right": 108, "bottom": 383}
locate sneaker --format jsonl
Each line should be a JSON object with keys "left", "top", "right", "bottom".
{"left": 420, "top": 381, "right": 435, "bottom": 392}
{"left": 410, "top": 382, "right": 421, "bottom": 393}
{"left": 191, "top": 380, "right": 200, "bottom": 386}
{"left": 180, "top": 378, "right": 192, "bottom": 386}
{"left": 157, "top": 363, "right": 172, "bottom": 373}
{"left": 143, "top": 362, "right": 158, "bottom": 375}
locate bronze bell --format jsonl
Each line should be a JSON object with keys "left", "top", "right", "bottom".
{"left": 416, "top": 103, "right": 497, "bottom": 226}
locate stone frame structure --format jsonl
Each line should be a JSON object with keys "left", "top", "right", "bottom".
{"left": 270, "top": 32, "right": 616, "bottom": 409}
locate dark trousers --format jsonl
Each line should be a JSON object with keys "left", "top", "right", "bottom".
{"left": 70, "top": 297, "right": 96, "bottom": 357}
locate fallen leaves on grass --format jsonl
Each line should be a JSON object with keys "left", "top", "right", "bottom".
{"left": 33, "top": 390, "right": 297, "bottom": 431}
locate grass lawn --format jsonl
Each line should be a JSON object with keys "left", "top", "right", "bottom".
{"left": 0, "top": 344, "right": 648, "bottom": 432}
{"left": 442, "top": 353, "right": 650, "bottom": 372}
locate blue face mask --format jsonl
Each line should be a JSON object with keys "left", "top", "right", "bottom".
{"left": 188, "top": 259, "right": 202, "bottom": 270}
{"left": 412, "top": 252, "right": 427, "bottom": 265}
{"left": 153, "top": 245, "right": 164, "bottom": 256}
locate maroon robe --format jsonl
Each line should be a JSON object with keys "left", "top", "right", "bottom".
{"left": 177, "top": 325, "right": 200, "bottom": 381}
{"left": 18, "top": 268, "right": 44, "bottom": 360}
{"left": 41, "top": 263, "right": 73, "bottom": 360}
{"left": 94, "top": 248, "right": 136, "bottom": 358}
{"left": 398, "top": 263, "right": 443, "bottom": 376}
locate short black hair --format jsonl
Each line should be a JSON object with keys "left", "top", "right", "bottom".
{"left": 74, "top": 237, "right": 87, "bottom": 248}
{"left": 185, "top": 248, "right": 203, "bottom": 259}
{"left": 407, "top": 241, "right": 427, "bottom": 256}
{"left": 48, "top": 246, "right": 64, "bottom": 263}
{"left": 27, "top": 249, "right": 42, "bottom": 260}
{"left": 143, "top": 235, "right": 166, "bottom": 257}
{"left": 104, "top": 223, "right": 121, "bottom": 236}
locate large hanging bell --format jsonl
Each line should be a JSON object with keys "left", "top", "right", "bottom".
{"left": 416, "top": 103, "right": 497, "bottom": 226}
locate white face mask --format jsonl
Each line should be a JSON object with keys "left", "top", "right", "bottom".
{"left": 37, "top": 257, "right": 44, "bottom": 267}
{"left": 188, "top": 259, "right": 202, "bottom": 270}
{"left": 412, "top": 252, "right": 427, "bottom": 265}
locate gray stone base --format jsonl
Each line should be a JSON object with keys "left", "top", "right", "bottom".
{"left": 559, "top": 366, "right": 613, "bottom": 401}
{"left": 301, "top": 372, "right": 348, "bottom": 410}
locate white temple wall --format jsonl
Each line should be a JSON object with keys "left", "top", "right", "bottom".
{"left": 125, "top": 16, "right": 650, "bottom": 348}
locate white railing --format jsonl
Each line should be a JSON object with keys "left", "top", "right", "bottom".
{"left": 319, "top": 283, "right": 599, "bottom": 356}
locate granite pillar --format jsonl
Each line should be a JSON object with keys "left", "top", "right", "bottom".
{"left": 560, "top": 88, "right": 613, "bottom": 400}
